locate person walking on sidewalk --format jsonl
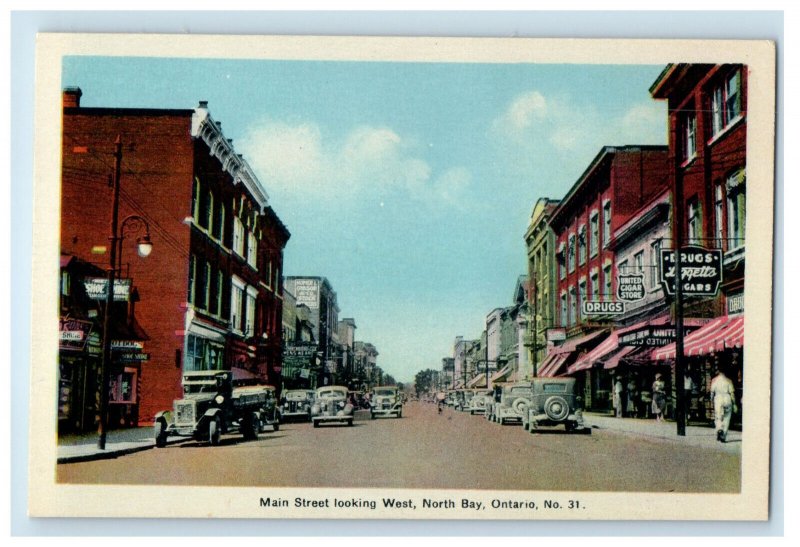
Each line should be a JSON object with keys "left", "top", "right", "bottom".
{"left": 710, "top": 367, "right": 737, "bottom": 442}
{"left": 651, "top": 373, "right": 666, "bottom": 422}
{"left": 626, "top": 377, "right": 638, "bottom": 418}
{"left": 613, "top": 375, "right": 624, "bottom": 418}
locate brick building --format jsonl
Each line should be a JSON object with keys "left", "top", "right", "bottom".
{"left": 546, "top": 145, "right": 670, "bottom": 409}
{"left": 649, "top": 64, "right": 747, "bottom": 423}
{"left": 60, "top": 88, "right": 290, "bottom": 426}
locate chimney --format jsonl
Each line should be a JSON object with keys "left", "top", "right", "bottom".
{"left": 63, "top": 87, "right": 82, "bottom": 108}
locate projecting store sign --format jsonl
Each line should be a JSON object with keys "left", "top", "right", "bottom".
{"left": 582, "top": 300, "right": 625, "bottom": 316}
{"left": 659, "top": 246, "right": 723, "bottom": 297}
{"left": 619, "top": 325, "right": 701, "bottom": 347}
{"left": 617, "top": 273, "right": 645, "bottom": 302}
{"left": 83, "top": 278, "right": 132, "bottom": 301}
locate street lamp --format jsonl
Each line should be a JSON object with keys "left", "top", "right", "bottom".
{"left": 97, "top": 136, "right": 153, "bottom": 450}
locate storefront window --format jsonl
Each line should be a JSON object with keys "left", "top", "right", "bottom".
{"left": 727, "top": 170, "right": 746, "bottom": 250}
{"left": 185, "top": 335, "right": 224, "bottom": 371}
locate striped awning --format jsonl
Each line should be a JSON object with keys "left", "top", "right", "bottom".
{"left": 603, "top": 345, "right": 643, "bottom": 369}
{"left": 467, "top": 374, "right": 488, "bottom": 388}
{"left": 651, "top": 316, "right": 736, "bottom": 360}
{"left": 537, "top": 352, "right": 571, "bottom": 378}
{"left": 552, "top": 329, "right": 608, "bottom": 355}
{"left": 490, "top": 364, "right": 512, "bottom": 383}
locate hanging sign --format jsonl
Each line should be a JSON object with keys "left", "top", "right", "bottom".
{"left": 59, "top": 318, "right": 93, "bottom": 350}
{"left": 582, "top": 300, "right": 625, "bottom": 316}
{"left": 83, "top": 278, "right": 132, "bottom": 301}
{"left": 659, "top": 246, "right": 722, "bottom": 297}
{"left": 617, "top": 273, "right": 646, "bottom": 302}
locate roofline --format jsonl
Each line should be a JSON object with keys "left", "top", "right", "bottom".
{"left": 649, "top": 64, "right": 679, "bottom": 98}
{"left": 63, "top": 106, "right": 195, "bottom": 117}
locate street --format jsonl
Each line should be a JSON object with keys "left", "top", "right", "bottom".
{"left": 56, "top": 402, "right": 740, "bottom": 492}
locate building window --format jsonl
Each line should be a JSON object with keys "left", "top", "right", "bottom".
{"left": 230, "top": 278, "right": 244, "bottom": 334}
{"left": 603, "top": 263, "right": 612, "bottom": 302}
{"left": 185, "top": 335, "right": 223, "bottom": 371}
{"left": 568, "top": 233, "right": 576, "bottom": 273}
{"left": 687, "top": 199, "right": 702, "bottom": 245}
{"left": 602, "top": 201, "right": 612, "bottom": 248}
{"left": 209, "top": 266, "right": 219, "bottom": 316}
{"left": 188, "top": 255, "right": 196, "bottom": 304}
{"left": 211, "top": 193, "right": 222, "bottom": 241}
{"left": 634, "top": 251, "right": 644, "bottom": 275}
{"left": 715, "top": 183, "right": 725, "bottom": 247}
{"left": 578, "top": 279, "right": 587, "bottom": 320}
{"left": 578, "top": 225, "right": 587, "bottom": 266}
{"left": 247, "top": 231, "right": 258, "bottom": 269}
{"left": 557, "top": 243, "right": 566, "bottom": 280}
{"left": 61, "top": 271, "right": 71, "bottom": 297}
{"left": 727, "top": 169, "right": 746, "bottom": 249}
{"left": 560, "top": 292, "right": 567, "bottom": 327}
{"left": 682, "top": 113, "right": 697, "bottom": 162}
{"left": 191, "top": 178, "right": 200, "bottom": 222}
{"left": 233, "top": 216, "right": 245, "bottom": 257}
{"left": 245, "top": 287, "right": 257, "bottom": 337}
{"left": 711, "top": 69, "right": 743, "bottom": 137}
{"left": 589, "top": 211, "right": 599, "bottom": 257}
{"left": 195, "top": 260, "right": 210, "bottom": 311}
{"left": 590, "top": 271, "right": 599, "bottom": 300}
{"left": 619, "top": 259, "right": 629, "bottom": 276}
{"left": 569, "top": 286, "right": 577, "bottom": 326}
{"left": 651, "top": 240, "right": 662, "bottom": 288}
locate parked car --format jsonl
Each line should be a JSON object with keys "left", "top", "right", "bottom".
{"left": 280, "top": 389, "right": 315, "bottom": 421}
{"left": 468, "top": 389, "right": 492, "bottom": 415}
{"left": 310, "top": 385, "right": 354, "bottom": 427}
{"left": 154, "top": 371, "right": 279, "bottom": 447}
{"left": 370, "top": 386, "right": 403, "bottom": 418}
{"left": 492, "top": 382, "right": 535, "bottom": 425}
{"left": 523, "top": 377, "right": 588, "bottom": 433}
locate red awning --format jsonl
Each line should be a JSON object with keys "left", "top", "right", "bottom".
{"left": 651, "top": 316, "right": 732, "bottom": 360}
{"left": 60, "top": 255, "right": 75, "bottom": 268}
{"left": 603, "top": 345, "right": 642, "bottom": 369}
{"left": 713, "top": 315, "right": 744, "bottom": 352}
{"left": 552, "top": 329, "right": 608, "bottom": 355}
{"left": 538, "top": 352, "right": 570, "bottom": 378}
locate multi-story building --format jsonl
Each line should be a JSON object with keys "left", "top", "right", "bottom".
{"left": 354, "top": 341, "right": 379, "bottom": 391}
{"left": 649, "top": 64, "right": 747, "bottom": 422}
{"left": 283, "top": 276, "right": 340, "bottom": 387}
{"left": 337, "top": 318, "right": 357, "bottom": 388}
{"left": 547, "top": 145, "right": 669, "bottom": 409}
{"left": 441, "top": 357, "right": 455, "bottom": 389}
{"left": 60, "top": 89, "right": 290, "bottom": 425}
{"left": 524, "top": 198, "right": 559, "bottom": 377}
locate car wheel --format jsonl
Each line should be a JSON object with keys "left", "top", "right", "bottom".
{"left": 398, "top": 409, "right": 402, "bottom": 418}
{"left": 371, "top": 412, "right": 375, "bottom": 420}
{"left": 347, "top": 419, "right": 354, "bottom": 427}
{"left": 273, "top": 420, "right": 280, "bottom": 432}
{"left": 313, "top": 420, "right": 320, "bottom": 428}
{"left": 544, "top": 396, "right": 570, "bottom": 422}
{"left": 154, "top": 418, "right": 168, "bottom": 448}
{"left": 209, "top": 417, "right": 221, "bottom": 446}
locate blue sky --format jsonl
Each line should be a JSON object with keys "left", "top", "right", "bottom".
{"left": 63, "top": 57, "right": 667, "bottom": 383}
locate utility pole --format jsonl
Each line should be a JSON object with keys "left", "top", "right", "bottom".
{"left": 98, "top": 136, "right": 123, "bottom": 450}
{"left": 673, "top": 121, "right": 687, "bottom": 437}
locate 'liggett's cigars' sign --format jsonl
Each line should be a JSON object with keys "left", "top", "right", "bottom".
{"left": 659, "top": 246, "right": 722, "bottom": 297}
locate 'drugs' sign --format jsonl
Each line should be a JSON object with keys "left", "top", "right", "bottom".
{"left": 659, "top": 246, "right": 722, "bottom": 297}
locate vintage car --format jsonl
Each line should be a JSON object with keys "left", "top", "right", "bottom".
{"left": 154, "top": 370, "right": 280, "bottom": 447}
{"left": 310, "top": 385, "right": 354, "bottom": 427}
{"left": 492, "top": 382, "right": 535, "bottom": 425}
{"left": 370, "top": 386, "right": 403, "bottom": 418}
{"left": 280, "top": 389, "right": 316, "bottom": 421}
{"left": 522, "top": 377, "right": 588, "bottom": 433}
{"left": 468, "top": 389, "right": 493, "bottom": 415}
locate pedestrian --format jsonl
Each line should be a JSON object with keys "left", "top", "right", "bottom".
{"left": 626, "top": 377, "right": 638, "bottom": 417}
{"left": 652, "top": 373, "right": 666, "bottom": 422}
{"left": 613, "top": 375, "right": 624, "bottom": 418}
{"left": 710, "top": 367, "right": 737, "bottom": 442}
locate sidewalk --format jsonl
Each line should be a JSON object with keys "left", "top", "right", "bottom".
{"left": 57, "top": 426, "right": 185, "bottom": 464}
{"left": 583, "top": 412, "right": 742, "bottom": 451}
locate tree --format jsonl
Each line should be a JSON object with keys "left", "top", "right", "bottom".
{"left": 414, "top": 369, "right": 438, "bottom": 397}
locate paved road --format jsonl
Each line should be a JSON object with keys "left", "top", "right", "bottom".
{"left": 56, "top": 402, "right": 740, "bottom": 492}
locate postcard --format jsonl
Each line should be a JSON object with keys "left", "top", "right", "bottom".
{"left": 29, "top": 33, "right": 775, "bottom": 520}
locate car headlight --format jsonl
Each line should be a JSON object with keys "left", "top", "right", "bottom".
{"left": 214, "top": 395, "right": 225, "bottom": 405}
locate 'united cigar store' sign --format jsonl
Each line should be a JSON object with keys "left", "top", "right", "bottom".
{"left": 618, "top": 325, "right": 700, "bottom": 347}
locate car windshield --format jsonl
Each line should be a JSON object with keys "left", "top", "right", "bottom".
{"left": 509, "top": 387, "right": 533, "bottom": 397}
{"left": 542, "top": 383, "right": 568, "bottom": 393}
{"left": 374, "top": 389, "right": 396, "bottom": 396}
{"left": 183, "top": 382, "right": 218, "bottom": 394}
{"left": 318, "top": 389, "right": 346, "bottom": 399}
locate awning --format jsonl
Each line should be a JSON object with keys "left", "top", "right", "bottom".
{"left": 713, "top": 315, "right": 744, "bottom": 352}
{"left": 490, "top": 364, "right": 512, "bottom": 383}
{"left": 552, "top": 329, "right": 608, "bottom": 355}
{"left": 467, "top": 374, "right": 487, "bottom": 388}
{"left": 538, "top": 352, "right": 570, "bottom": 378}
{"left": 453, "top": 380, "right": 465, "bottom": 389}
{"left": 603, "top": 345, "right": 643, "bottom": 369}
{"left": 651, "top": 316, "right": 732, "bottom": 360}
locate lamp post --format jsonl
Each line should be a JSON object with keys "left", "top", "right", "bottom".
{"left": 97, "top": 136, "right": 153, "bottom": 450}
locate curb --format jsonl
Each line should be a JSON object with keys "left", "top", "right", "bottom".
{"left": 57, "top": 437, "right": 186, "bottom": 465}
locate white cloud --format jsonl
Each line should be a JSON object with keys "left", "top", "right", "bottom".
{"left": 239, "top": 118, "right": 471, "bottom": 209}
{"left": 502, "top": 91, "right": 548, "bottom": 132}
